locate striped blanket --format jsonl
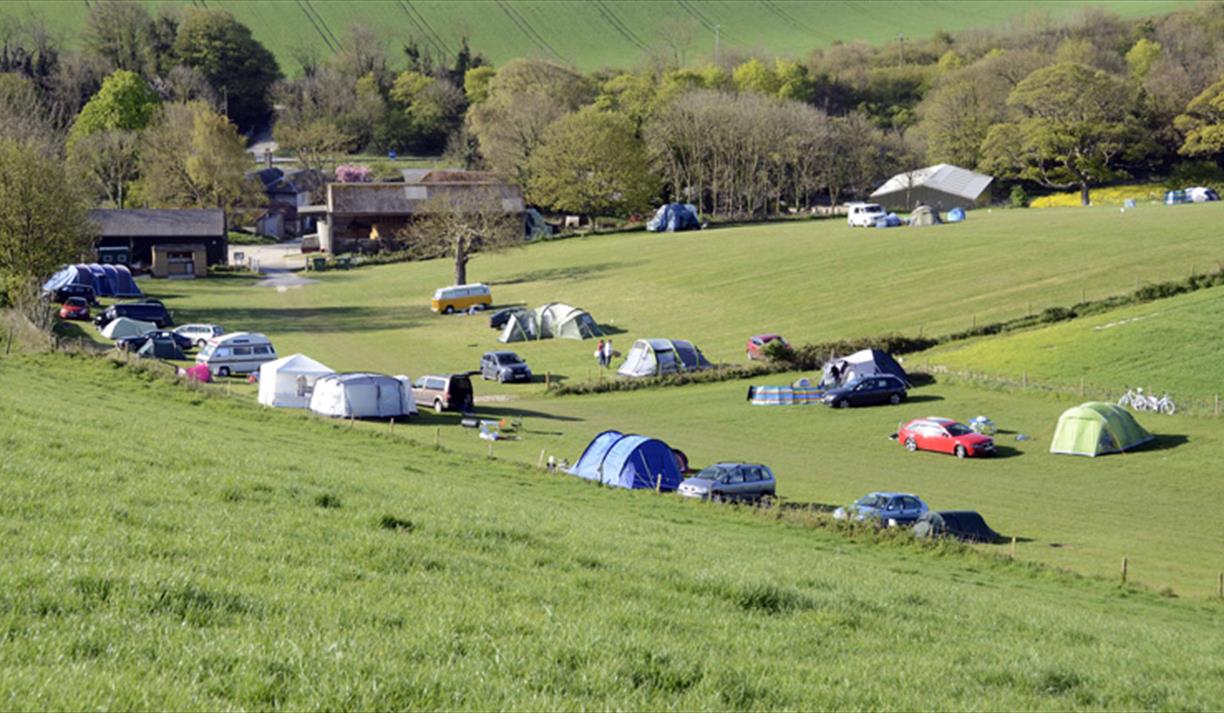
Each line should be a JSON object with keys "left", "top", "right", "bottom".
{"left": 748, "top": 386, "right": 825, "bottom": 406}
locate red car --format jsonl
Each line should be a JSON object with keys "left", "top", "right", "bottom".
{"left": 897, "top": 417, "right": 995, "bottom": 459}
{"left": 746, "top": 333, "right": 787, "bottom": 361}
{"left": 58, "top": 297, "right": 90, "bottom": 320}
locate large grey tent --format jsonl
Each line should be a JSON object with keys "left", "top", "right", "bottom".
{"left": 908, "top": 205, "right": 941, "bottom": 226}
{"left": 308, "top": 373, "right": 417, "bottom": 418}
{"left": 618, "top": 338, "right": 711, "bottom": 378}
{"left": 499, "top": 302, "right": 602, "bottom": 342}
{"left": 871, "top": 164, "right": 993, "bottom": 213}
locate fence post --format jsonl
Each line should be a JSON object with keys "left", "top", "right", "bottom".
{"left": 655, "top": 474, "right": 662, "bottom": 493}
{"left": 1009, "top": 536, "right": 1016, "bottom": 560}
{"left": 1216, "top": 394, "right": 1220, "bottom": 417}
{"left": 434, "top": 427, "right": 440, "bottom": 448}
{"left": 1218, "top": 572, "right": 1223, "bottom": 599}
{"left": 1121, "top": 556, "right": 1128, "bottom": 585}
{"left": 545, "top": 372, "right": 551, "bottom": 391}
{"left": 1022, "top": 371, "right": 1028, "bottom": 388}
{"left": 487, "top": 440, "right": 494, "bottom": 459}
{"left": 1080, "top": 377, "right": 1085, "bottom": 396}
{"left": 388, "top": 418, "right": 394, "bottom": 434}
{"left": 971, "top": 313, "right": 976, "bottom": 329}
{"left": 537, "top": 449, "right": 545, "bottom": 468}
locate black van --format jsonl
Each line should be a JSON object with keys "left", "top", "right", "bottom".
{"left": 94, "top": 300, "right": 174, "bottom": 329}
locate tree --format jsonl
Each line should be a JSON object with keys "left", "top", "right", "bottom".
{"left": 463, "top": 66, "right": 495, "bottom": 105}
{"left": 67, "top": 69, "right": 158, "bottom": 146}
{"left": 137, "top": 101, "right": 257, "bottom": 210}
{"left": 173, "top": 8, "right": 280, "bottom": 133}
{"left": 82, "top": 0, "right": 154, "bottom": 74}
{"left": 980, "top": 63, "right": 1140, "bottom": 206}
{"left": 1174, "top": 76, "right": 1224, "bottom": 158}
{"left": 276, "top": 119, "right": 352, "bottom": 175}
{"left": 397, "top": 190, "right": 522, "bottom": 285}
{"left": 527, "top": 107, "right": 659, "bottom": 225}
{"left": 0, "top": 72, "right": 62, "bottom": 150}
{"left": 0, "top": 139, "right": 93, "bottom": 305}
{"left": 466, "top": 58, "right": 594, "bottom": 183}
{"left": 732, "top": 58, "right": 780, "bottom": 95}
{"left": 69, "top": 129, "right": 141, "bottom": 208}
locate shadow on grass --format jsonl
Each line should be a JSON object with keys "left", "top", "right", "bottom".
{"left": 904, "top": 394, "right": 944, "bottom": 404}
{"left": 489, "top": 261, "right": 640, "bottom": 286}
{"left": 172, "top": 305, "right": 431, "bottom": 334}
{"left": 991, "top": 445, "right": 1023, "bottom": 459}
{"left": 1146, "top": 433, "right": 1189, "bottom": 451}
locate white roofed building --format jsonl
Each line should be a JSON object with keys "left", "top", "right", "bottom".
{"left": 870, "top": 164, "right": 993, "bottom": 212}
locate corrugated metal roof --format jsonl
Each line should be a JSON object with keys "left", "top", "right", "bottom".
{"left": 871, "top": 164, "right": 993, "bottom": 202}
{"left": 326, "top": 182, "right": 525, "bottom": 215}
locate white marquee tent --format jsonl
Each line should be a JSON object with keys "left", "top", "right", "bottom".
{"left": 308, "top": 373, "right": 418, "bottom": 419}
{"left": 870, "top": 163, "right": 993, "bottom": 212}
{"left": 258, "top": 353, "right": 335, "bottom": 408}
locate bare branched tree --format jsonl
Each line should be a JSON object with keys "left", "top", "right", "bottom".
{"left": 396, "top": 188, "right": 521, "bottom": 285}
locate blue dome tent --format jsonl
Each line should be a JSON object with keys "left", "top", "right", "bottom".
{"left": 43, "top": 263, "right": 142, "bottom": 298}
{"left": 568, "top": 430, "right": 683, "bottom": 491}
{"left": 646, "top": 203, "right": 700, "bottom": 232}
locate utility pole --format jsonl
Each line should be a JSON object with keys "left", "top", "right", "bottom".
{"left": 714, "top": 24, "right": 721, "bottom": 65}
{"left": 898, "top": 32, "right": 905, "bottom": 65}
{"left": 222, "top": 86, "right": 228, "bottom": 118}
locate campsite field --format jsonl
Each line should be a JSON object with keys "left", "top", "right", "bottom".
{"left": 2, "top": 352, "right": 1224, "bottom": 710}
{"left": 101, "top": 203, "right": 1224, "bottom": 597}
{"left": 144, "top": 202, "right": 1224, "bottom": 396}
{"left": 1, "top": 0, "right": 1188, "bottom": 73}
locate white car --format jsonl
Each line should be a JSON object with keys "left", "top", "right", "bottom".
{"left": 174, "top": 323, "right": 225, "bottom": 349}
{"left": 846, "top": 202, "right": 886, "bottom": 228}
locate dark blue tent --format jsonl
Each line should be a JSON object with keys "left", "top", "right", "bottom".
{"left": 646, "top": 203, "right": 700, "bottom": 232}
{"left": 569, "top": 430, "right": 683, "bottom": 491}
{"left": 42, "top": 263, "right": 142, "bottom": 298}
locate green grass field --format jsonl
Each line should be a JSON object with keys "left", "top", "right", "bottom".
{"left": 920, "top": 284, "right": 1224, "bottom": 404}
{"left": 1, "top": 0, "right": 1188, "bottom": 72}
{"left": 3, "top": 352, "right": 1224, "bottom": 710}
{"left": 69, "top": 203, "right": 1224, "bottom": 599}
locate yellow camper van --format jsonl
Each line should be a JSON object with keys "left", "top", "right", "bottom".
{"left": 431, "top": 284, "right": 492, "bottom": 314}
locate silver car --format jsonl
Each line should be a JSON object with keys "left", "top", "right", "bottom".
{"left": 174, "top": 323, "right": 225, "bottom": 349}
{"left": 678, "top": 462, "right": 776, "bottom": 503}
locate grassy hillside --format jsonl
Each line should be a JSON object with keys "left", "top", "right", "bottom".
{"left": 919, "top": 284, "right": 1224, "bottom": 401}
{"left": 2, "top": 351, "right": 1223, "bottom": 710}
{"left": 3, "top": 0, "right": 1188, "bottom": 72}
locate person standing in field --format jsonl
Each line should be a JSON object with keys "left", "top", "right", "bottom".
{"left": 595, "top": 339, "right": 606, "bottom": 368}
{"left": 603, "top": 339, "right": 613, "bottom": 368}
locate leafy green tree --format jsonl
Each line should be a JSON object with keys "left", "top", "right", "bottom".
{"left": 980, "top": 63, "right": 1140, "bottom": 206}
{"left": 67, "top": 70, "right": 159, "bottom": 146}
{"left": 732, "top": 58, "right": 780, "bottom": 95}
{"left": 463, "top": 66, "right": 495, "bottom": 105}
{"left": 69, "top": 130, "right": 141, "bottom": 208}
{"left": 0, "top": 139, "right": 93, "bottom": 305}
{"left": 173, "top": 8, "right": 281, "bottom": 132}
{"left": 594, "top": 71, "right": 658, "bottom": 131}
{"left": 137, "top": 101, "right": 257, "bottom": 210}
{"left": 1125, "top": 38, "right": 1162, "bottom": 80}
{"left": 774, "top": 59, "right": 813, "bottom": 102}
{"left": 1174, "top": 76, "right": 1224, "bottom": 158}
{"left": 527, "top": 107, "right": 659, "bottom": 225}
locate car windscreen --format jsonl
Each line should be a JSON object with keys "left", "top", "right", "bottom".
{"left": 946, "top": 423, "right": 973, "bottom": 436}
{"left": 696, "top": 465, "right": 732, "bottom": 481}
{"left": 496, "top": 354, "right": 521, "bottom": 365}
{"left": 855, "top": 495, "right": 889, "bottom": 509}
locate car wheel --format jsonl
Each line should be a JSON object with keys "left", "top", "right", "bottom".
{"left": 905, "top": 438, "right": 917, "bottom": 452}
{"left": 955, "top": 445, "right": 967, "bottom": 459}
{"left": 889, "top": 393, "right": 902, "bottom": 405}
{"left": 196, "top": 339, "right": 206, "bottom": 349}
{"left": 218, "top": 366, "right": 230, "bottom": 378}
{"left": 444, "top": 306, "right": 454, "bottom": 315}
{"left": 758, "top": 493, "right": 775, "bottom": 508}
{"left": 836, "top": 399, "right": 851, "bottom": 409}
{"left": 434, "top": 399, "right": 444, "bottom": 414}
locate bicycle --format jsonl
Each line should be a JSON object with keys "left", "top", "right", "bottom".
{"left": 1119, "top": 388, "right": 1176, "bottom": 415}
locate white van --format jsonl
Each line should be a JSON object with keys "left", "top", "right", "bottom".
{"left": 196, "top": 332, "right": 277, "bottom": 377}
{"left": 846, "top": 202, "right": 886, "bottom": 227}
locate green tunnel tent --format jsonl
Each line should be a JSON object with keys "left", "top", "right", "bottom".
{"left": 498, "top": 303, "right": 602, "bottom": 342}
{"left": 1049, "top": 402, "right": 1154, "bottom": 457}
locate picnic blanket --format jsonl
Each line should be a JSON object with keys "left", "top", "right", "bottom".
{"left": 748, "top": 385, "right": 825, "bottom": 406}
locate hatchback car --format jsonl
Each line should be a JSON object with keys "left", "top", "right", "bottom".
{"left": 822, "top": 375, "right": 908, "bottom": 408}
{"left": 897, "top": 417, "right": 996, "bottom": 458}
{"left": 58, "top": 297, "right": 90, "bottom": 320}
{"left": 746, "top": 333, "right": 787, "bottom": 361}
{"left": 678, "top": 463, "right": 776, "bottom": 503}
{"left": 411, "top": 373, "right": 475, "bottom": 413}
{"left": 52, "top": 283, "right": 97, "bottom": 305}
{"left": 480, "top": 351, "right": 532, "bottom": 383}
{"left": 174, "top": 323, "right": 225, "bottom": 349}
{"left": 834, "top": 492, "right": 928, "bottom": 524}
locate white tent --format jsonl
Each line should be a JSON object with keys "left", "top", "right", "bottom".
{"left": 101, "top": 317, "right": 157, "bottom": 340}
{"left": 618, "top": 338, "right": 711, "bottom": 378}
{"left": 308, "top": 373, "right": 418, "bottom": 418}
{"left": 258, "top": 353, "right": 335, "bottom": 408}
{"left": 822, "top": 349, "right": 909, "bottom": 386}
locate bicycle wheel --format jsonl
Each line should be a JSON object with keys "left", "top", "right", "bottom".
{"left": 1162, "top": 401, "right": 1176, "bottom": 416}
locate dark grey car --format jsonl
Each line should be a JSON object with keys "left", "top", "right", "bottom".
{"left": 480, "top": 351, "right": 532, "bottom": 383}
{"left": 677, "top": 462, "right": 776, "bottom": 502}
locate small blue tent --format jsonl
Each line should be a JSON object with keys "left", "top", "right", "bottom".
{"left": 646, "top": 203, "right": 700, "bottom": 232}
{"left": 568, "top": 430, "right": 683, "bottom": 491}
{"left": 947, "top": 207, "right": 966, "bottom": 222}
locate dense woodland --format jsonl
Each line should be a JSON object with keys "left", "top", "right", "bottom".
{"left": 7, "top": 2, "right": 1224, "bottom": 302}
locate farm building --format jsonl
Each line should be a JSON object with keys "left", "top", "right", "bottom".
{"left": 870, "top": 164, "right": 993, "bottom": 213}
{"left": 88, "top": 209, "right": 228, "bottom": 270}
{"left": 305, "top": 170, "right": 525, "bottom": 254}
{"left": 150, "top": 244, "right": 207, "bottom": 279}
{"left": 247, "top": 167, "right": 324, "bottom": 239}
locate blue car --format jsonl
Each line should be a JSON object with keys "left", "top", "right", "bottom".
{"left": 833, "top": 491, "right": 928, "bottom": 525}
